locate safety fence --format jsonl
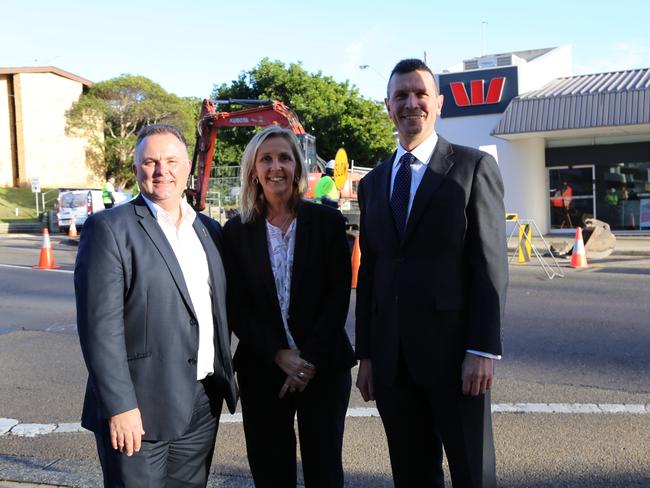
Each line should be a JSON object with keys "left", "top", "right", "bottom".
{"left": 506, "top": 213, "right": 565, "bottom": 280}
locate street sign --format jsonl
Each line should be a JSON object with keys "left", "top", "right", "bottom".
{"left": 334, "top": 148, "right": 348, "bottom": 191}
{"left": 31, "top": 178, "right": 41, "bottom": 193}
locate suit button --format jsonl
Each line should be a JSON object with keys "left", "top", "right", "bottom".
{"left": 188, "top": 358, "right": 197, "bottom": 365}
{"left": 189, "top": 319, "right": 197, "bottom": 327}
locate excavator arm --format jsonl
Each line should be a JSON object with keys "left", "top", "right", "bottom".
{"left": 186, "top": 99, "right": 307, "bottom": 210}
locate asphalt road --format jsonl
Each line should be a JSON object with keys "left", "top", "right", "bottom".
{"left": 0, "top": 235, "right": 77, "bottom": 335}
{"left": 0, "top": 234, "right": 649, "bottom": 487}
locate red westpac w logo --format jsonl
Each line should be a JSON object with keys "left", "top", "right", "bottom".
{"left": 449, "top": 77, "right": 506, "bottom": 107}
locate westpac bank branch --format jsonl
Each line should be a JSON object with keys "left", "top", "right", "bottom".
{"left": 435, "top": 46, "right": 650, "bottom": 235}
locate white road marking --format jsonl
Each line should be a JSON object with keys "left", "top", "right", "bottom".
{"left": 45, "top": 323, "right": 77, "bottom": 332}
{"left": 345, "top": 407, "right": 381, "bottom": 417}
{"left": 0, "top": 264, "right": 73, "bottom": 274}
{"left": 10, "top": 423, "right": 57, "bottom": 437}
{"left": 219, "top": 413, "right": 243, "bottom": 423}
{"left": 0, "top": 418, "right": 18, "bottom": 435}
{"left": 54, "top": 423, "right": 86, "bottom": 433}
{"left": 2, "top": 403, "right": 649, "bottom": 437}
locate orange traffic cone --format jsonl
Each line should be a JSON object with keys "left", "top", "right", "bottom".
{"left": 351, "top": 234, "right": 361, "bottom": 289}
{"left": 33, "top": 228, "right": 61, "bottom": 270}
{"left": 570, "top": 227, "right": 588, "bottom": 269}
{"left": 68, "top": 216, "right": 78, "bottom": 238}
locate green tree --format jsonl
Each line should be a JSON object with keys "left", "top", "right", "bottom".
{"left": 211, "top": 59, "right": 394, "bottom": 167}
{"left": 67, "top": 75, "right": 198, "bottom": 187}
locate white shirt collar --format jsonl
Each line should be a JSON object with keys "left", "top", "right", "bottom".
{"left": 394, "top": 131, "right": 439, "bottom": 167}
{"left": 141, "top": 195, "right": 196, "bottom": 227}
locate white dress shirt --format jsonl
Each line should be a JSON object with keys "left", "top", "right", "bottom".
{"left": 142, "top": 195, "right": 216, "bottom": 379}
{"left": 389, "top": 134, "right": 501, "bottom": 361}
{"left": 390, "top": 132, "right": 439, "bottom": 218}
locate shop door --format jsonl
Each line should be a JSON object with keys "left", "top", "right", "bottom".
{"left": 548, "top": 166, "right": 595, "bottom": 232}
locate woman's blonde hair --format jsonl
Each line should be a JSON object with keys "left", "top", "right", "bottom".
{"left": 239, "top": 126, "right": 309, "bottom": 223}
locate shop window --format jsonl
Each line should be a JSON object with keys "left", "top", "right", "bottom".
{"left": 595, "top": 162, "right": 650, "bottom": 231}
{"left": 548, "top": 166, "right": 594, "bottom": 230}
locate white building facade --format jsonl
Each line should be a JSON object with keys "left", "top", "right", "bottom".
{"left": 436, "top": 47, "right": 650, "bottom": 234}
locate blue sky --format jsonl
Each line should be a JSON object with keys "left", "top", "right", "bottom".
{"left": 3, "top": 0, "right": 649, "bottom": 102}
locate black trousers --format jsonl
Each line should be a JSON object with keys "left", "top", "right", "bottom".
{"left": 238, "top": 365, "right": 352, "bottom": 488}
{"left": 374, "top": 359, "right": 496, "bottom": 488}
{"left": 95, "top": 379, "right": 223, "bottom": 488}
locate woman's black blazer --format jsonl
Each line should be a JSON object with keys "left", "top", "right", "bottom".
{"left": 223, "top": 201, "right": 356, "bottom": 373}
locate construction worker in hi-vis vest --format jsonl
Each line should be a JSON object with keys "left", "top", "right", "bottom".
{"left": 314, "top": 160, "right": 340, "bottom": 208}
{"left": 102, "top": 175, "right": 116, "bottom": 209}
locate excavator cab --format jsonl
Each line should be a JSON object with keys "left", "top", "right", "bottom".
{"left": 298, "top": 133, "right": 322, "bottom": 173}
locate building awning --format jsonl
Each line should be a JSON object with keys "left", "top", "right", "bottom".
{"left": 492, "top": 68, "right": 650, "bottom": 138}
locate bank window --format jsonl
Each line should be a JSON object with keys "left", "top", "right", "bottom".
{"left": 549, "top": 166, "right": 595, "bottom": 230}
{"left": 596, "top": 162, "right": 650, "bottom": 231}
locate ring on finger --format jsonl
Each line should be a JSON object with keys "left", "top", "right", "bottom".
{"left": 297, "top": 371, "right": 306, "bottom": 379}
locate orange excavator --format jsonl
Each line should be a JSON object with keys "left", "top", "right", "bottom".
{"left": 187, "top": 98, "right": 324, "bottom": 211}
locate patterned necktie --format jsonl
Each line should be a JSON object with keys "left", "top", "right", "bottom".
{"left": 390, "top": 153, "right": 414, "bottom": 238}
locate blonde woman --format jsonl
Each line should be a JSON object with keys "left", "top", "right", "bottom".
{"left": 223, "top": 126, "right": 355, "bottom": 487}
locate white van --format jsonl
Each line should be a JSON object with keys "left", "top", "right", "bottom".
{"left": 55, "top": 189, "right": 132, "bottom": 233}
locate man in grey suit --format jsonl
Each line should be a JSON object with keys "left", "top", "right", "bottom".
{"left": 75, "top": 124, "right": 237, "bottom": 487}
{"left": 355, "top": 59, "right": 508, "bottom": 487}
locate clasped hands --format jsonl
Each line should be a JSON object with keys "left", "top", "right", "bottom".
{"left": 275, "top": 349, "right": 316, "bottom": 398}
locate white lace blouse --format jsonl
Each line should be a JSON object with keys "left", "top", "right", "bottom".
{"left": 265, "top": 218, "right": 298, "bottom": 349}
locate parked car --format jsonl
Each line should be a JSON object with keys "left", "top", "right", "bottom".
{"left": 55, "top": 188, "right": 132, "bottom": 233}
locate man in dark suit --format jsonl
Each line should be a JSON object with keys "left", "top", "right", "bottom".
{"left": 355, "top": 59, "right": 508, "bottom": 487}
{"left": 75, "top": 124, "right": 237, "bottom": 487}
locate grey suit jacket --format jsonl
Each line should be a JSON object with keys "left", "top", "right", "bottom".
{"left": 75, "top": 195, "right": 237, "bottom": 440}
{"left": 355, "top": 136, "right": 508, "bottom": 386}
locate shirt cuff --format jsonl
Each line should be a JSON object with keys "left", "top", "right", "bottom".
{"left": 466, "top": 349, "right": 502, "bottom": 360}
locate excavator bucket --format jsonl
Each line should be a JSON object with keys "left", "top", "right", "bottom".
{"left": 549, "top": 218, "right": 616, "bottom": 259}
{"left": 583, "top": 218, "right": 617, "bottom": 259}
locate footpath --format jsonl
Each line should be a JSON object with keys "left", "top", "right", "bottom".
{"left": 506, "top": 233, "right": 650, "bottom": 257}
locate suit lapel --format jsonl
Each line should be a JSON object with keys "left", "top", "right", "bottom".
{"left": 251, "top": 216, "right": 282, "bottom": 313}
{"left": 192, "top": 217, "right": 224, "bottom": 310}
{"left": 193, "top": 216, "right": 234, "bottom": 376}
{"left": 133, "top": 197, "right": 197, "bottom": 319}
{"left": 401, "top": 137, "right": 454, "bottom": 246}
{"left": 289, "top": 203, "right": 311, "bottom": 313}
{"left": 376, "top": 153, "right": 402, "bottom": 245}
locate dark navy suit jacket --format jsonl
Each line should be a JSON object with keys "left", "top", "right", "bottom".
{"left": 75, "top": 195, "right": 237, "bottom": 440}
{"left": 355, "top": 136, "right": 508, "bottom": 386}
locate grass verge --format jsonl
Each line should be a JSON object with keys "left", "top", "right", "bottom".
{"left": 0, "top": 187, "right": 57, "bottom": 221}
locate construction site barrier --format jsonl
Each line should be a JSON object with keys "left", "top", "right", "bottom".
{"left": 68, "top": 216, "right": 78, "bottom": 238}
{"left": 506, "top": 216, "right": 564, "bottom": 280}
{"left": 33, "top": 228, "right": 60, "bottom": 270}
{"left": 570, "top": 227, "right": 588, "bottom": 269}
{"left": 351, "top": 234, "right": 361, "bottom": 289}
{"left": 517, "top": 223, "right": 532, "bottom": 263}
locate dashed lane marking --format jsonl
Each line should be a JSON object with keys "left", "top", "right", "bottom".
{"left": 2, "top": 403, "right": 649, "bottom": 437}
